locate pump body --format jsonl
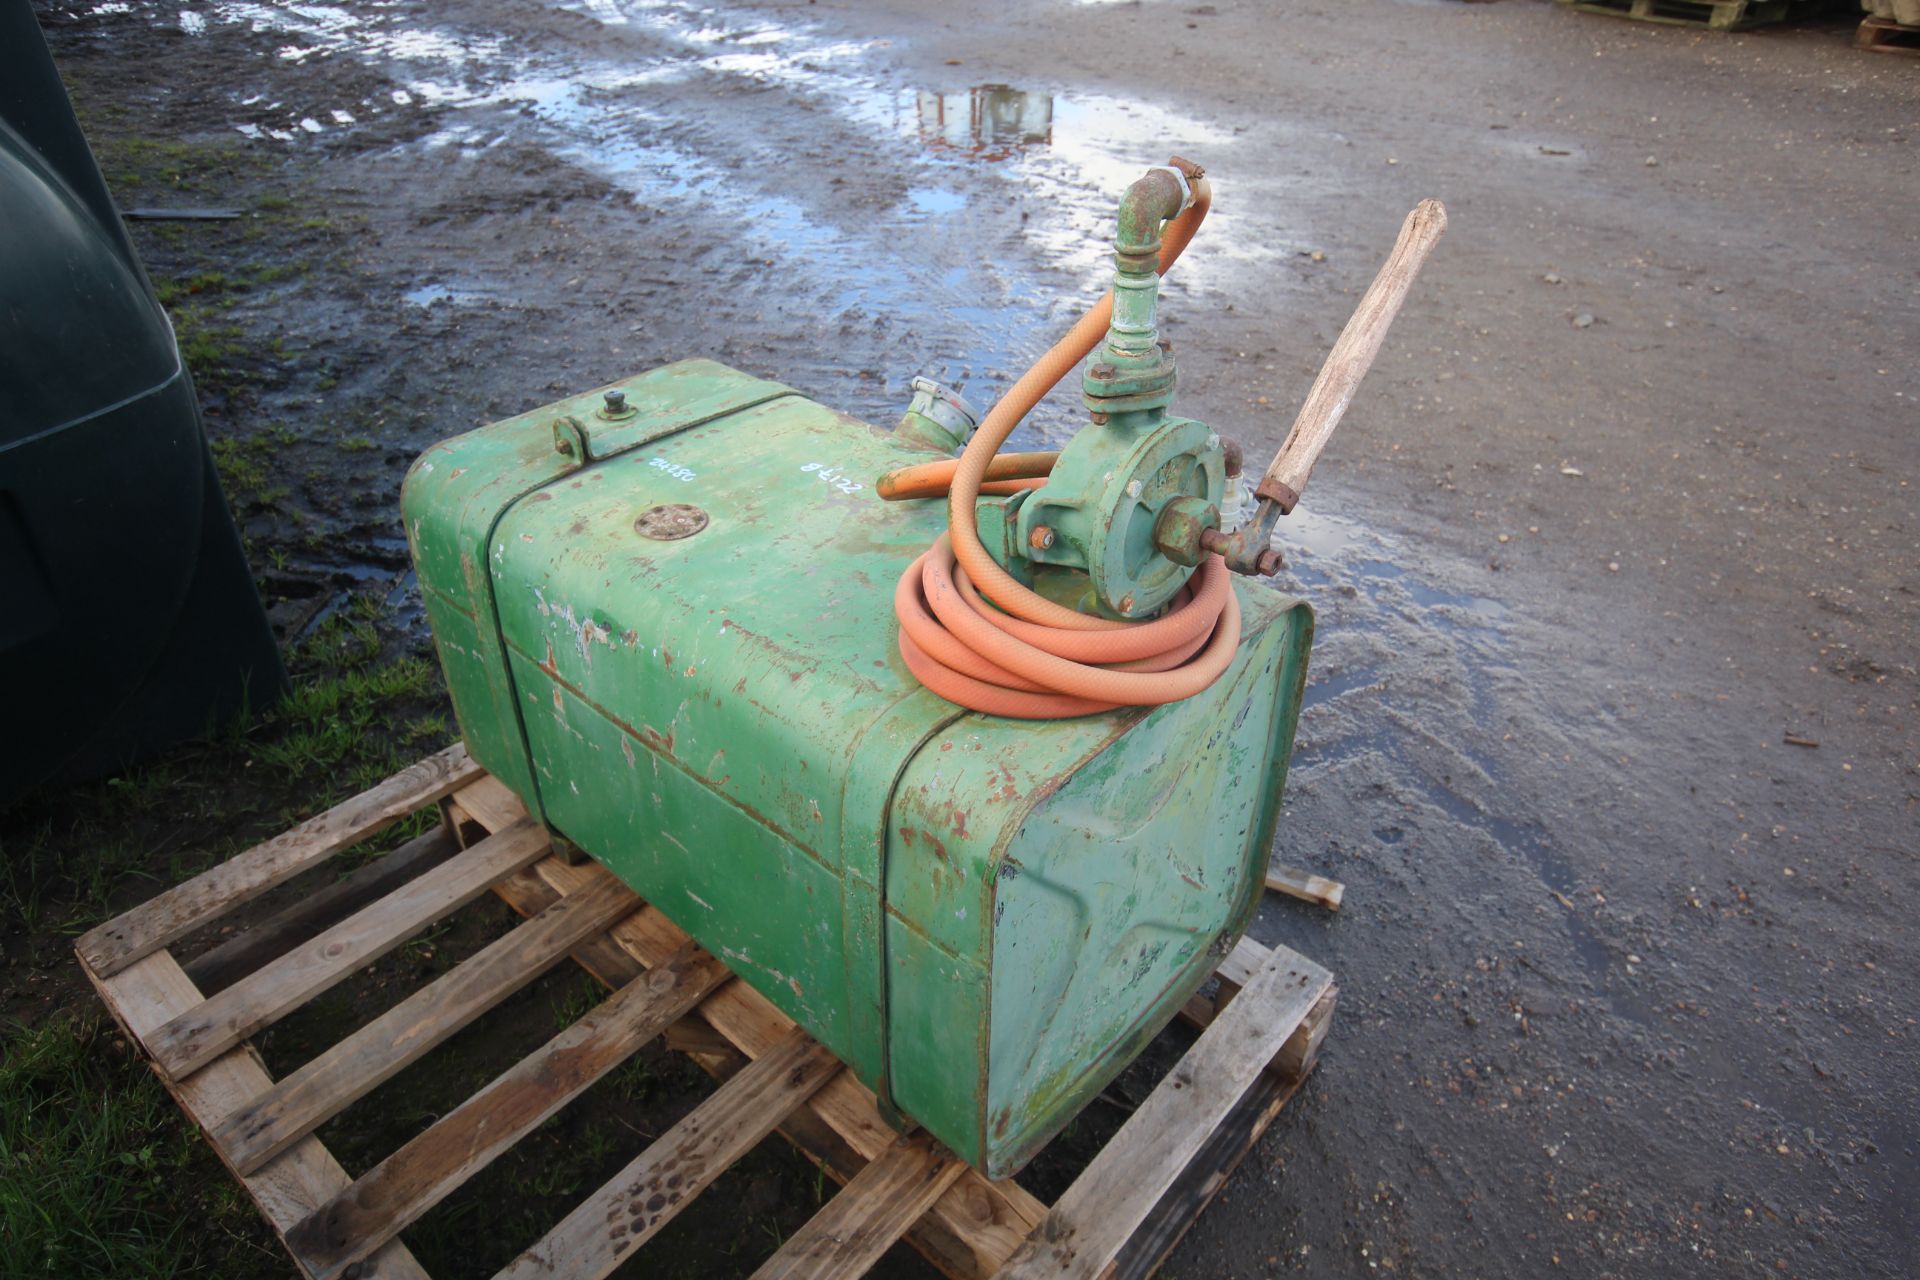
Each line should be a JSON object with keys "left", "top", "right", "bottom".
{"left": 404, "top": 358, "right": 1310, "bottom": 1176}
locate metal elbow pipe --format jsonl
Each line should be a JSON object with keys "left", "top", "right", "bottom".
{"left": 1100, "top": 158, "right": 1200, "bottom": 383}
{"left": 1114, "top": 167, "right": 1190, "bottom": 270}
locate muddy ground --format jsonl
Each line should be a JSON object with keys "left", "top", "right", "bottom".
{"left": 8, "top": 0, "right": 1917, "bottom": 1276}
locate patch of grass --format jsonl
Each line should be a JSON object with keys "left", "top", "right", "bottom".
{"left": 157, "top": 261, "right": 310, "bottom": 309}
{"left": 172, "top": 302, "right": 247, "bottom": 383}
{"left": 0, "top": 1013, "right": 275, "bottom": 1276}
{"left": 337, "top": 433, "right": 377, "bottom": 452}
{"left": 152, "top": 270, "right": 230, "bottom": 306}
{"left": 208, "top": 433, "right": 273, "bottom": 506}
{"left": 253, "top": 612, "right": 438, "bottom": 788}
{"left": 94, "top": 134, "right": 272, "bottom": 203}
{"left": 551, "top": 972, "right": 604, "bottom": 1033}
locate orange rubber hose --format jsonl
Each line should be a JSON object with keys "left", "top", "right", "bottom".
{"left": 891, "top": 174, "right": 1242, "bottom": 718}
{"left": 877, "top": 451, "right": 1058, "bottom": 501}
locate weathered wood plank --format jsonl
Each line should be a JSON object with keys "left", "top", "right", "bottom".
{"left": 497, "top": 1026, "right": 841, "bottom": 1280}
{"left": 522, "top": 855, "right": 1050, "bottom": 1273}
{"left": 145, "top": 819, "right": 551, "bottom": 1081}
{"left": 284, "top": 942, "right": 731, "bottom": 1280}
{"left": 1272, "top": 988, "right": 1339, "bottom": 1083}
{"left": 1105, "top": 1066, "right": 1299, "bottom": 1280}
{"left": 995, "top": 946, "right": 1334, "bottom": 1280}
{"left": 78, "top": 950, "right": 430, "bottom": 1279}
{"left": 79, "top": 743, "right": 481, "bottom": 978}
{"left": 751, "top": 1133, "right": 967, "bottom": 1280}
{"left": 183, "top": 826, "right": 461, "bottom": 993}
{"left": 1218, "top": 935, "right": 1267, "bottom": 989}
{"left": 1107, "top": 987, "right": 1337, "bottom": 1280}
{"left": 663, "top": 1032, "right": 1010, "bottom": 1280}
{"left": 451, "top": 773, "right": 527, "bottom": 833}
{"left": 213, "top": 868, "right": 642, "bottom": 1175}
{"left": 1263, "top": 862, "right": 1345, "bottom": 912}
{"left": 491, "top": 864, "right": 645, "bottom": 988}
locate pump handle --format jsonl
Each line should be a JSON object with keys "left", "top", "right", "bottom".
{"left": 1255, "top": 198, "right": 1448, "bottom": 513}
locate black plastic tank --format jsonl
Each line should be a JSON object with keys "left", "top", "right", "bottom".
{"left": 0, "top": 8, "right": 286, "bottom": 803}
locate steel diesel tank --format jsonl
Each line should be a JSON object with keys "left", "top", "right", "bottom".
{"left": 402, "top": 355, "right": 1310, "bottom": 1176}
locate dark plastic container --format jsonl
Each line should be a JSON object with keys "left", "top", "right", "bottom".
{"left": 0, "top": 8, "right": 286, "bottom": 803}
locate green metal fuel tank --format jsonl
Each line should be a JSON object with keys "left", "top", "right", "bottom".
{"left": 403, "top": 358, "right": 1311, "bottom": 1176}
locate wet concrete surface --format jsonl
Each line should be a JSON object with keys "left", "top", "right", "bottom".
{"left": 33, "top": 0, "right": 1918, "bottom": 1275}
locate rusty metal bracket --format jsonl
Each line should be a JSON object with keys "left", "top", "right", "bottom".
{"left": 550, "top": 414, "right": 588, "bottom": 464}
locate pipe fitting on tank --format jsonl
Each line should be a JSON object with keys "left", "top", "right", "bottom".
{"left": 895, "top": 376, "right": 979, "bottom": 455}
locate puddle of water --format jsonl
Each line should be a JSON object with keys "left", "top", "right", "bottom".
{"left": 906, "top": 186, "right": 967, "bottom": 216}
{"left": 1270, "top": 507, "right": 1641, "bottom": 1014}
{"left": 403, "top": 283, "right": 496, "bottom": 308}
{"left": 913, "top": 86, "right": 1054, "bottom": 160}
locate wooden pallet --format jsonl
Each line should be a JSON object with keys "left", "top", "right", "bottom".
{"left": 76, "top": 743, "right": 1338, "bottom": 1280}
{"left": 1553, "top": 0, "right": 1796, "bottom": 30}
{"left": 1857, "top": 15, "right": 1920, "bottom": 54}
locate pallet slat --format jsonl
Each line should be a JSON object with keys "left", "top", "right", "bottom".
{"left": 449, "top": 779, "right": 1056, "bottom": 1277}
{"left": 517, "top": 852, "right": 1053, "bottom": 1273}
{"left": 1264, "top": 861, "right": 1345, "bottom": 911}
{"left": 994, "top": 947, "right": 1335, "bottom": 1280}
{"left": 145, "top": 818, "right": 551, "bottom": 1080}
{"left": 1108, "top": 987, "right": 1338, "bottom": 1280}
{"left": 214, "top": 868, "right": 643, "bottom": 1175}
{"left": 492, "top": 866, "right": 647, "bottom": 987}
{"left": 1858, "top": 15, "right": 1920, "bottom": 55}
{"left": 498, "top": 1025, "right": 842, "bottom": 1280}
{"left": 1552, "top": 0, "right": 1795, "bottom": 30}
{"left": 183, "top": 825, "right": 462, "bottom": 993}
{"left": 753, "top": 1133, "right": 968, "bottom": 1280}
{"left": 79, "top": 950, "right": 432, "bottom": 1279}
{"left": 662, "top": 1029, "right": 1010, "bottom": 1280}
{"left": 285, "top": 941, "right": 732, "bottom": 1280}
{"left": 78, "top": 742, "right": 480, "bottom": 978}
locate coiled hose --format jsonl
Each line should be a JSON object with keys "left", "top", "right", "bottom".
{"left": 886, "top": 177, "right": 1242, "bottom": 719}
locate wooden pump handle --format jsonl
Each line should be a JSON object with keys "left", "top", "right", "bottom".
{"left": 1256, "top": 198, "right": 1448, "bottom": 511}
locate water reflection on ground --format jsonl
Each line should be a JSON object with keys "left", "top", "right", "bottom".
{"left": 913, "top": 85, "right": 1054, "bottom": 160}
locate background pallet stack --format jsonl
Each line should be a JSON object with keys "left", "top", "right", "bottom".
{"left": 1553, "top": 0, "right": 1814, "bottom": 31}
{"left": 1858, "top": 0, "right": 1920, "bottom": 53}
